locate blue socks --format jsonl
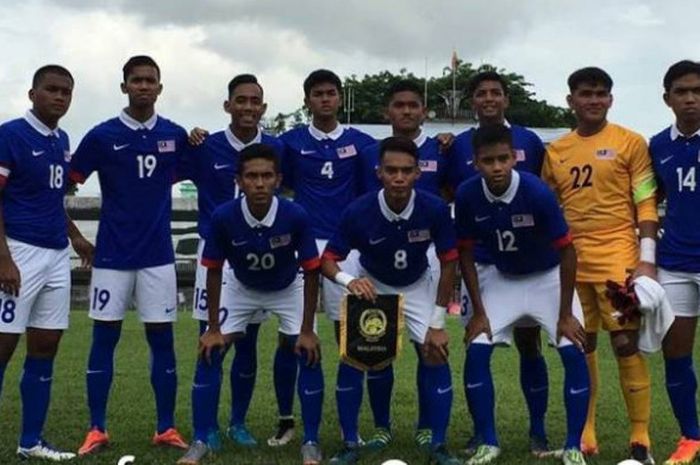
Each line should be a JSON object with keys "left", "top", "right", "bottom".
{"left": 274, "top": 334, "right": 299, "bottom": 418}
{"left": 86, "top": 322, "right": 121, "bottom": 431}
{"left": 520, "top": 354, "right": 549, "bottom": 439}
{"left": 192, "top": 350, "right": 223, "bottom": 442}
{"left": 336, "top": 362, "right": 364, "bottom": 443}
{"left": 422, "top": 362, "right": 453, "bottom": 445}
{"left": 146, "top": 325, "right": 177, "bottom": 434}
{"left": 20, "top": 357, "right": 54, "bottom": 448}
{"left": 465, "top": 343, "right": 497, "bottom": 446}
{"left": 297, "top": 353, "right": 324, "bottom": 443}
{"left": 665, "top": 355, "right": 700, "bottom": 440}
{"left": 230, "top": 324, "right": 260, "bottom": 427}
{"left": 416, "top": 360, "right": 429, "bottom": 430}
{"left": 367, "top": 364, "right": 394, "bottom": 429}
{"left": 0, "top": 361, "right": 6, "bottom": 400}
{"left": 559, "top": 345, "right": 590, "bottom": 449}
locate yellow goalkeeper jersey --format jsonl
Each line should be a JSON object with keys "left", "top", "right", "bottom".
{"left": 542, "top": 123, "right": 657, "bottom": 283}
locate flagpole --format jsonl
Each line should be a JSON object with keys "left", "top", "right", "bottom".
{"left": 424, "top": 56, "right": 428, "bottom": 108}
{"left": 451, "top": 51, "right": 457, "bottom": 124}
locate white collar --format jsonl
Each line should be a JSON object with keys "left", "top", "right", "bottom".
{"left": 308, "top": 122, "right": 344, "bottom": 141}
{"left": 24, "top": 110, "right": 61, "bottom": 137}
{"left": 477, "top": 118, "right": 511, "bottom": 129}
{"left": 378, "top": 189, "right": 415, "bottom": 222}
{"left": 119, "top": 109, "right": 157, "bottom": 131}
{"left": 481, "top": 170, "right": 520, "bottom": 204}
{"left": 225, "top": 126, "right": 262, "bottom": 152}
{"left": 413, "top": 130, "right": 427, "bottom": 148}
{"left": 670, "top": 123, "right": 700, "bottom": 140}
{"left": 241, "top": 196, "right": 278, "bottom": 228}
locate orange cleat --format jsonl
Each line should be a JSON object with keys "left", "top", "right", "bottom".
{"left": 664, "top": 437, "right": 700, "bottom": 465}
{"left": 78, "top": 427, "right": 110, "bottom": 456}
{"left": 153, "top": 428, "right": 189, "bottom": 450}
{"left": 581, "top": 440, "right": 599, "bottom": 456}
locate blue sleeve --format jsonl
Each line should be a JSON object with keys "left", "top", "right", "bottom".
{"left": 295, "top": 207, "right": 320, "bottom": 265}
{"left": 324, "top": 208, "right": 353, "bottom": 259}
{"left": 432, "top": 201, "right": 457, "bottom": 256}
{"left": 280, "top": 134, "right": 295, "bottom": 190}
{"left": 454, "top": 188, "right": 478, "bottom": 242}
{"left": 0, "top": 128, "right": 16, "bottom": 171}
{"left": 176, "top": 143, "right": 199, "bottom": 183}
{"left": 535, "top": 182, "right": 569, "bottom": 242}
{"left": 530, "top": 133, "right": 546, "bottom": 176}
{"left": 649, "top": 137, "right": 665, "bottom": 195}
{"left": 446, "top": 138, "right": 472, "bottom": 190}
{"left": 70, "top": 130, "right": 101, "bottom": 182}
{"left": 202, "top": 211, "right": 227, "bottom": 265}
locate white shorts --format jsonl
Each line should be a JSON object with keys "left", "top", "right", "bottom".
{"left": 317, "top": 239, "right": 360, "bottom": 321}
{"left": 427, "top": 244, "right": 440, "bottom": 304}
{"left": 219, "top": 273, "right": 301, "bottom": 336}
{"left": 0, "top": 239, "right": 70, "bottom": 334}
{"left": 361, "top": 267, "right": 434, "bottom": 344}
{"left": 471, "top": 266, "right": 584, "bottom": 347}
{"left": 89, "top": 264, "right": 177, "bottom": 323}
{"left": 192, "top": 239, "right": 268, "bottom": 324}
{"left": 658, "top": 267, "right": 700, "bottom": 317}
{"left": 460, "top": 263, "right": 498, "bottom": 325}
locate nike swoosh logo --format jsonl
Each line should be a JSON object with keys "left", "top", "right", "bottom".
{"left": 113, "top": 143, "right": 130, "bottom": 151}
{"left": 475, "top": 215, "right": 490, "bottom": 222}
{"left": 214, "top": 163, "right": 231, "bottom": 170}
{"left": 529, "top": 386, "right": 548, "bottom": 393}
{"left": 667, "top": 381, "right": 683, "bottom": 388}
{"left": 32, "top": 150, "right": 45, "bottom": 156}
{"left": 336, "top": 386, "right": 355, "bottom": 392}
{"left": 239, "top": 372, "right": 255, "bottom": 379}
{"left": 232, "top": 240, "right": 248, "bottom": 246}
{"left": 466, "top": 382, "right": 483, "bottom": 389}
{"left": 39, "top": 376, "right": 53, "bottom": 382}
{"left": 86, "top": 370, "right": 104, "bottom": 375}
{"left": 166, "top": 368, "right": 176, "bottom": 374}
{"left": 369, "top": 237, "right": 386, "bottom": 245}
{"left": 569, "top": 387, "right": 589, "bottom": 395}
{"left": 466, "top": 160, "right": 474, "bottom": 166}
{"left": 165, "top": 308, "right": 175, "bottom": 314}
{"left": 304, "top": 388, "right": 323, "bottom": 396}
{"left": 660, "top": 155, "right": 674, "bottom": 165}
{"left": 437, "top": 386, "right": 453, "bottom": 394}
{"left": 193, "top": 383, "right": 210, "bottom": 389}
{"left": 301, "top": 149, "right": 316, "bottom": 155}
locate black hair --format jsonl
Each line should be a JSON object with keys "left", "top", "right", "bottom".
{"left": 237, "top": 143, "right": 280, "bottom": 174}
{"left": 303, "top": 69, "right": 342, "bottom": 97}
{"left": 567, "top": 67, "right": 613, "bottom": 93}
{"left": 468, "top": 71, "right": 508, "bottom": 97}
{"left": 663, "top": 60, "right": 700, "bottom": 93}
{"left": 32, "top": 65, "right": 73, "bottom": 89}
{"left": 123, "top": 55, "right": 160, "bottom": 82}
{"left": 385, "top": 79, "right": 424, "bottom": 104}
{"left": 471, "top": 124, "right": 513, "bottom": 157}
{"left": 228, "top": 74, "right": 263, "bottom": 98}
{"left": 379, "top": 136, "right": 419, "bottom": 163}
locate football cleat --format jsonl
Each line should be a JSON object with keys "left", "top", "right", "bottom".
{"left": 329, "top": 442, "right": 360, "bottom": 465}
{"left": 152, "top": 428, "right": 189, "bottom": 450}
{"left": 78, "top": 428, "right": 109, "bottom": 456}
{"left": 630, "top": 442, "right": 655, "bottom": 465}
{"left": 227, "top": 424, "right": 257, "bottom": 447}
{"left": 562, "top": 448, "right": 587, "bottom": 465}
{"left": 431, "top": 444, "right": 462, "bottom": 465}
{"left": 17, "top": 440, "right": 76, "bottom": 461}
{"left": 363, "top": 428, "right": 392, "bottom": 451}
{"left": 466, "top": 444, "right": 501, "bottom": 465}
{"left": 664, "top": 437, "right": 700, "bottom": 465}
{"left": 415, "top": 428, "right": 433, "bottom": 451}
{"left": 206, "top": 429, "right": 222, "bottom": 452}
{"left": 301, "top": 441, "right": 322, "bottom": 465}
{"left": 176, "top": 440, "right": 210, "bottom": 465}
{"left": 268, "top": 418, "right": 295, "bottom": 447}
{"left": 580, "top": 439, "right": 599, "bottom": 456}
{"left": 530, "top": 435, "right": 562, "bottom": 459}
{"left": 464, "top": 434, "right": 483, "bottom": 457}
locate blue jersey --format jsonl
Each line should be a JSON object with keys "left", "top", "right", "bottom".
{"left": 455, "top": 171, "right": 571, "bottom": 275}
{"left": 202, "top": 196, "right": 320, "bottom": 291}
{"left": 177, "top": 127, "right": 285, "bottom": 241}
{"left": 650, "top": 126, "right": 700, "bottom": 272}
{"left": 280, "top": 124, "right": 375, "bottom": 239}
{"left": 70, "top": 111, "right": 188, "bottom": 269}
{"left": 325, "top": 189, "right": 457, "bottom": 287}
{"left": 359, "top": 132, "right": 448, "bottom": 196}
{"left": 0, "top": 111, "right": 70, "bottom": 249}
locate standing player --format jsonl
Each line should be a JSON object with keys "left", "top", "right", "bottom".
{"left": 0, "top": 65, "right": 93, "bottom": 461}
{"left": 650, "top": 60, "right": 700, "bottom": 465}
{"left": 448, "top": 70, "right": 551, "bottom": 455}
{"left": 179, "top": 74, "right": 294, "bottom": 448}
{"left": 71, "top": 55, "right": 189, "bottom": 455}
{"left": 321, "top": 136, "right": 460, "bottom": 465}
{"left": 357, "top": 79, "right": 450, "bottom": 449}
{"left": 543, "top": 67, "right": 658, "bottom": 464}
{"left": 179, "top": 144, "right": 324, "bottom": 465}
{"left": 456, "top": 124, "right": 589, "bottom": 465}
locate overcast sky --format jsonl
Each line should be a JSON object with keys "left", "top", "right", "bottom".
{"left": 1, "top": 1, "right": 694, "bottom": 148}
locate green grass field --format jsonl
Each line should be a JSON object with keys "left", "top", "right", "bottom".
{"left": 0, "top": 311, "right": 682, "bottom": 465}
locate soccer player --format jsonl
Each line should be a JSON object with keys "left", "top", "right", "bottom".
{"left": 448, "top": 70, "right": 551, "bottom": 455}
{"left": 356, "top": 79, "right": 450, "bottom": 449}
{"left": 178, "top": 74, "right": 293, "bottom": 448}
{"left": 456, "top": 124, "right": 589, "bottom": 465}
{"left": 321, "top": 136, "right": 460, "bottom": 465}
{"left": 0, "top": 65, "right": 93, "bottom": 461}
{"left": 649, "top": 60, "right": 700, "bottom": 465}
{"left": 543, "top": 67, "right": 658, "bottom": 464}
{"left": 179, "top": 143, "right": 324, "bottom": 465}
{"left": 71, "top": 55, "right": 189, "bottom": 455}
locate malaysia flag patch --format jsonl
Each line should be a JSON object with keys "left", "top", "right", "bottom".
{"left": 158, "top": 140, "right": 176, "bottom": 153}
{"left": 419, "top": 160, "right": 438, "bottom": 172}
{"left": 337, "top": 145, "right": 357, "bottom": 158}
{"left": 64, "top": 150, "right": 72, "bottom": 162}
{"left": 511, "top": 214, "right": 535, "bottom": 228}
{"left": 515, "top": 149, "right": 526, "bottom": 162}
{"left": 407, "top": 229, "right": 431, "bottom": 243}
{"left": 269, "top": 234, "right": 292, "bottom": 249}
{"left": 595, "top": 148, "right": 616, "bottom": 160}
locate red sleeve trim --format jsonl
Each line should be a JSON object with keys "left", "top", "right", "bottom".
{"left": 301, "top": 257, "right": 321, "bottom": 271}
{"left": 321, "top": 249, "right": 346, "bottom": 262}
{"left": 69, "top": 170, "right": 86, "bottom": 184}
{"left": 201, "top": 258, "right": 224, "bottom": 269}
{"left": 552, "top": 232, "right": 573, "bottom": 250}
{"left": 457, "top": 238, "right": 476, "bottom": 250}
{"left": 438, "top": 248, "right": 459, "bottom": 263}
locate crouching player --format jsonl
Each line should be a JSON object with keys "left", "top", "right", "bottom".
{"left": 456, "top": 125, "right": 589, "bottom": 465}
{"left": 321, "top": 136, "right": 460, "bottom": 465}
{"left": 179, "top": 144, "right": 325, "bottom": 465}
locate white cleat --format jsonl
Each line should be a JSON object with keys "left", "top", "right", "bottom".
{"left": 17, "top": 440, "right": 76, "bottom": 461}
{"left": 466, "top": 444, "right": 501, "bottom": 465}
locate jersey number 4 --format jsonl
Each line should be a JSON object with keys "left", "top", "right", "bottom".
{"left": 321, "top": 161, "right": 334, "bottom": 179}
